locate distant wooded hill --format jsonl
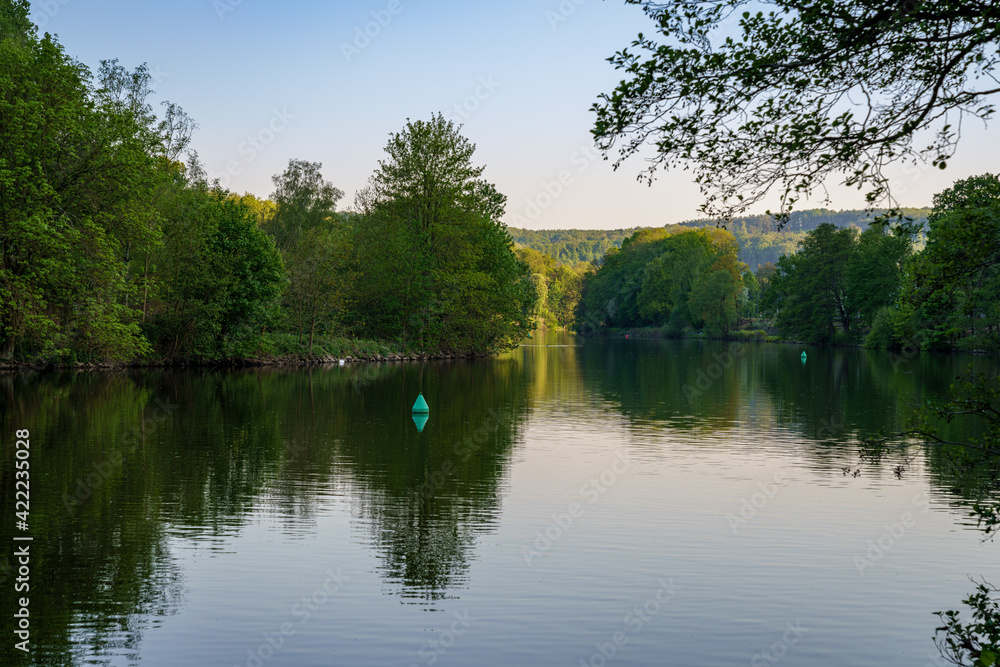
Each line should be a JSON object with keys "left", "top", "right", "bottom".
{"left": 507, "top": 228, "right": 644, "bottom": 264}
{"left": 677, "top": 207, "right": 932, "bottom": 233}
{"left": 510, "top": 208, "right": 931, "bottom": 268}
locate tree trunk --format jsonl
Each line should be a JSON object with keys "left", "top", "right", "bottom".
{"left": 308, "top": 307, "right": 316, "bottom": 354}
{"left": 141, "top": 252, "right": 151, "bottom": 322}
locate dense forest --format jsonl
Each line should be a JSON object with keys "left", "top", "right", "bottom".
{"left": 515, "top": 247, "right": 588, "bottom": 330}
{"left": 507, "top": 227, "right": 642, "bottom": 263}
{"left": 0, "top": 8, "right": 534, "bottom": 364}
{"left": 510, "top": 208, "right": 932, "bottom": 272}
{"left": 575, "top": 180, "right": 998, "bottom": 352}
{"left": 575, "top": 226, "right": 749, "bottom": 337}
{"left": 680, "top": 207, "right": 932, "bottom": 234}
{"left": 681, "top": 208, "right": 930, "bottom": 270}
{"left": 2, "top": 2, "right": 994, "bottom": 363}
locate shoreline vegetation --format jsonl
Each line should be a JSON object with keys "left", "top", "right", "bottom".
{"left": 1, "top": 328, "right": 991, "bottom": 374}
{"left": 601, "top": 328, "right": 998, "bottom": 355}
{"left": 568, "top": 181, "right": 998, "bottom": 356}
{"left": 2, "top": 8, "right": 996, "bottom": 373}
{"left": 1, "top": 9, "right": 536, "bottom": 369}
{"left": 0, "top": 334, "right": 511, "bottom": 373}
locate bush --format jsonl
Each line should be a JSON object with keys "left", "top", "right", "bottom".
{"left": 863, "top": 306, "right": 897, "bottom": 349}
{"left": 262, "top": 333, "right": 406, "bottom": 358}
{"left": 730, "top": 329, "right": 767, "bottom": 341}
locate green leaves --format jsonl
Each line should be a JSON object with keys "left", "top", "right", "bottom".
{"left": 0, "top": 27, "right": 162, "bottom": 362}
{"left": 349, "top": 116, "right": 532, "bottom": 355}
{"left": 768, "top": 223, "right": 859, "bottom": 344}
{"left": 0, "top": 0, "right": 31, "bottom": 42}
{"left": 935, "top": 580, "right": 1000, "bottom": 667}
{"left": 899, "top": 174, "right": 1000, "bottom": 352}
{"left": 144, "top": 185, "right": 284, "bottom": 360}
{"left": 847, "top": 222, "right": 915, "bottom": 330}
{"left": 593, "top": 0, "right": 1000, "bottom": 223}
{"left": 266, "top": 159, "right": 344, "bottom": 251}
{"left": 578, "top": 226, "right": 745, "bottom": 334}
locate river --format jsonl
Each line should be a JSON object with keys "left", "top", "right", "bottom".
{"left": 1, "top": 334, "right": 997, "bottom": 666}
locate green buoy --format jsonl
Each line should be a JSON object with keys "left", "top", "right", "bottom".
{"left": 412, "top": 413, "right": 429, "bottom": 432}
{"left": 801, "top": 351, "right": 807, "bottom": 364}
{"left": 412, "top": 393, "right": 429, "bottom": 432}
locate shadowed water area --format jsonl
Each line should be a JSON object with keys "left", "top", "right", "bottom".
{"left": 1, "top": 334, "right": 997, "bottom": 666}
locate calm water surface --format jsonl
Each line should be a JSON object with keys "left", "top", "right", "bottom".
{"left": 1, "top": 335, "right": 997, "bottom": 666}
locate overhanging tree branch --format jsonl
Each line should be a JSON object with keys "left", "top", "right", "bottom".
{"left": 594, "top": 0, "right": 1000, "bottom": 225}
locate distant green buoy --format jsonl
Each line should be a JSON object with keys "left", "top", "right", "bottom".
{"left": 412, "top": 412, "right": 429, "bottom": 432}
{"left": 801, "top": 351, "right": 807, "bottom": 364}
{"left": 412, "top": 392, "right": 429, "bottom": 413}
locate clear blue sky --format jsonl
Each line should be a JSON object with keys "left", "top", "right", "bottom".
{"left": 33, "top": 0, "right": 997, "bottom": 229}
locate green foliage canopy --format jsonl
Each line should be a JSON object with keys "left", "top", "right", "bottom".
{"left": 593, "top": 0, "right": 1000, "bottom": 221}
{"left": 577, "top": 226, "right": 745, "bottom": 335}
{"left": 144, "top": 179, "right": 284, "bottom": 359}
{"left": 508, "top": 228, "right": 642, "bottom": 264}
{"left": 0, "top": 28, "right": 164, "bottom": 361}
{"left": 895, "top": 174, "right": 1000, "bottom": 351}
{"left": 764, "top": 221, "right": 917, "bottom": 344}
{"left": 350, "top": 115, "right": 535, "bottom": 354}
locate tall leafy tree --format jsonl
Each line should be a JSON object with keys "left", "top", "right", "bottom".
{"left": 359, "top": 114, "right": 505, "bottom": 239}
{"left": 580, "top": 227, "right": 676, "bottom": 328}
{"left": 145, "top": 183, "right": 283, "bottom": 359}
{"left": 846, "top": 222, "right": 915, "bottom": 329}
{"left": 351, "top": 115, "right": 534, "bottom": 354}
{"left": 265, "top": 159, "right": 344, "bottom": 251}
{"left": 0, "top": 0, "right": 30, "bottom": 42}
{"left": 766, "top": 223, "right": 859, "bottom": 343}
{"left": 0, "top": 23, "right": 165, "bottom": 361}
{"left": 636, "top": 230, "right": 717, "bottom": 327}
{"left": 689, "top": 269, "right": 740, "bottom": 336}
{"left": 577, "top": 226, "right": 744, "bottom": 334}
{"left": 208, "top": 195, "right": 284, "bottom": 354}
{"left": 514, "top": 247, "right": 587, "bottom": 329}
{"left": 593, "top": 0, "right": 1000, "bottom": 222}
{"left": 546, "top": 264, "right": 586, "bottom": 327}
{"left": 897, "top": 174, "right": 1000, "bottom": 350}
{"left": 265, "top": 160, "right": 349, "bottom": 351}
{"left": 741, "top": 270, "right": 761, "bottom": 320}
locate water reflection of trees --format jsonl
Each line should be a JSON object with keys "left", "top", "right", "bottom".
{"left": 333, "top": 359, "right": 530, "bottom": 601}
{"left": 0, "top": 358, "right": 531, "bottom": 662}
{"left": 573, "top": 337, "right": 998, "bottom": 499}
{"left": 3, "top": 341, "right": 991, "bottom": 663}
{"left": 0, "top": 372, "right": 186, "bottom": 667}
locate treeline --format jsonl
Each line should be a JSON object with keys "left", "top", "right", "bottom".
{"left": 516, "top": 247, "right": 588, "bottom": 329}
{"left": 573, "top": 183, "right": 998, "bottom": 352}
{"left": 763, "top": 176, "right": 999, "bottom": 351}
{"left": 681, "top": 208, "right": 930, "bottom": 269}
{"left": 508, "top": 227, "right": 642, "bottom": 264}
{"left": 511, "top": 209, "right": 932, "bottom": 272}
{"left": 679, "top": 207, "right": 932, "bottom": 234}
{"left": 0, "top": 10, "right": 533, "bottom": 364}
{"left": 576, "top": 226, "right": 749, "bottom": 336}
{"left": 762, "top": 222, "right": 913, "bottom": 345}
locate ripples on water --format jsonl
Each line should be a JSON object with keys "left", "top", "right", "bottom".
{"left": 0, "top": 335, "right": 996, "bottom": 666}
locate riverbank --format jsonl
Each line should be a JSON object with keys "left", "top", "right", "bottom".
{"left": 604, "top": 326, "right": 779, "bottom": 343}
{"left": 0, "top": 341, "right": 490, "bottom": 373}
{"left": 598, "top": 326, "right": 998, "bottom": 355}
